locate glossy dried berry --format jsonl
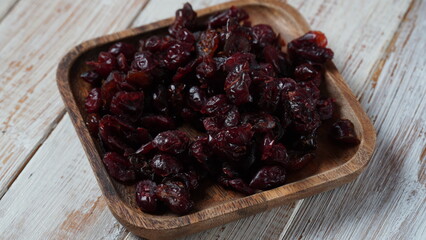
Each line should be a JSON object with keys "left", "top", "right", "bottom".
{"left": 249, "top": 165, "right": 286, "bottom": 190}
{"left": 103, "top": 152, "right": 136, "bottom": 183}
{"left": 110, "top": 91, "right": 144, "bottom": 120}
{"left": 330, "top": 119, "right": 360, "bottom": 145}
{"left": 151, "top": 153, "right": 183, "bottom": 177}
{"left": 156, "top": 181, "right": 194, "bottom": 215}
{"left": 85, "top": 88, "right": 102, "bottom": 113}
{"left": 135, "top": 180, "right": 158, "bottom": 213}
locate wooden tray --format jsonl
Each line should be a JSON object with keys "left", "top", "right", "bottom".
{"left": 57, "top": 0, "right": 376, "bottom": 239}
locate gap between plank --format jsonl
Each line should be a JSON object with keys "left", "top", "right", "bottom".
{"left": 0, "top": 0, "right": 21, "bottom": 24}
{"left": 0, "top": 109, "right": 66, "bottom": 199}
{"left": 278, "top": 0, "right": 418, "bottom": 238}
{"left": 0, "top": 0, "right": 151, "bottom": 199}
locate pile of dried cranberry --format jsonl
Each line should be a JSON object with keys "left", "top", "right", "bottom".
{"left": 82, "top": 3, "right": 359, "bottom": 215}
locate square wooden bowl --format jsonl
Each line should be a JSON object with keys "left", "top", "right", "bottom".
{"left": 57, "top": 0, "right": 376, "bottom": 239}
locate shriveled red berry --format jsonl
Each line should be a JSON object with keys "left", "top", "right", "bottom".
{"left": 150, "top": 153, "right": 183, "bottom": 177}
{"left": 110, "top": 91, "right": 144, "bottom": 119}
{"left": 249, "top": 165, "right": 286, "bottom": 190}
{"left": 140, "top": 115, "right": 176, "bottom": 133}
{"left": 135, "top": 180, "right": 158, "bottom": 213}
{"left": 85, "top": 88, "right": 102, "bottom": 113}
{"left": 81, "top": 71, "right": 101, "bottom": 85}
{"left": 330, "top": 119, "right": 360, "bottom": 145}
{"left": 103, "top": 152, "right": 136, "bottom": 183}
{"left": 155, "top": 181, "right": 194, "bottom": 214}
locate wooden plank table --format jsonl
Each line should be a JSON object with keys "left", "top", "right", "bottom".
{"left": 0, "top": 0, "right": 424, "bottom": 239}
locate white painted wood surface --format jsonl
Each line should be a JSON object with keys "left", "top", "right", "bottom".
{"left": 0, "top": 0, "right": 424, "bottom": 239}
{"left": 0, "top": 0, "right": 148, "bottom": 197}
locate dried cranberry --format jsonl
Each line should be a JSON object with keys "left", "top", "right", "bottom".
{"left": 169, "top": 3, "right": 197, "bottom": 36}
{"left": 150, "top": 153, "right": 183, "bottom": 177}
{"left": 257, "top": 78, "right": 296, "bottom": 112}
{"left": 228, "top": 178, "right": 255, "bottom": 195}
{"left": 188, "top": 137, "right": 210, "bottom": 163}
{"left": 86, "top": 113, "right": 100, "bottom": 135}
{"left": 101, "top": 72, "right": 121, "bottom": 109}
{"left": 317, "top": 98, "right": 334, "bottom": 120}
{"left": 156, "top": 181, "right": 194, "bottom": 214}
{"left": 99, "top": 115, "right": 150, "bottom": 152}
{"left": 224, "top": 66, "right": 252, "bottom": 105}
{"left": 110, "top": 91, "right": 144, "bottom": 120}
{"left": 85, "top": 88, "right": 102, "bottom": 113}
{"left": 209, "top": 124, "right": 254, "bottom": 161}
{"left": 87, "top": 52, "right": 117, "bottom": 77}
{"left": 208, "top": 6, "right": 249, "bottom": 28}
{"left": 196, "top": 56, "right": 217, "bottom": 81}
{"left": 201, "top": 94, "right": 232, "bottom": 116}
{"left": 187, "top": 86, "right": 207, "bottom": 111}
{"left": 138, "top": 130, "right": 190, "bottom": 155}
{"left": 249, "top": 165, "right": 286, "bottom": 190}
{"left": 103, "top": 152, "right": 136, "bottom": 183}
{"left": 81, "top": 71, "right": 101, "bottom": 85}
{"left": 196, "top": 29, "right": 220, "bottom": 57}
{"left": 140, "top": 115, "right": 176, "bottom": 133}
{"left": 109, "top": 42, "right": 136, "bottom": 58}
{"left": 131, "top": 51, "right": 157, "bottom": 72}
{"left": 252, "top": 24, "right": 276, "bottom": 48}
{"left": 330, "top": 119, "right": 360, "bottom": 145}
{"left": 241, "top": 112, "right": 277, "bottom": 133}
{"left": 262, "top": 45, "right": 291, "bottom": 77}
{"left": 284, "top": 152, "right": 315, "bottom": 170}
{"left": 288, "top": 31, "right": 334, "bottom": 64}
{"left": 135, "top": 180, "right": 158, "bottom": 213}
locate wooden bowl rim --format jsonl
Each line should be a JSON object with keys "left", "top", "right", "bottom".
{"left": 56, "top": 0, "right": 376, "bottom": 233}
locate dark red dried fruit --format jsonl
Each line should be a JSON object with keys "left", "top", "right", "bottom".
{"left": 284, "top": 152, "right": 315, "bottom": 170}
{"left": 110, "top": 91, "right": 144, "bottom": 119}
{"left": 140, "top": 115, "right": 176, "bottom": 133}
{"left": 81, "top": 71, "right": 101, "bottom": 85}
{"left": 87, "top": 52, "right": 117, "bottom": 77}
{"left": 330, "top": 119, "right": 360, "bottom": 145}
{"left": 109, "top": 42, "right": 136, "bottom": 58}
{"left": 252, "top": 24, "right": 276, "bottom": 48}
{"left": 208, "top": 6, "right": 249, "bottom": 28}
{"left": 99, "top": 115, "right": 150, "bottom": 152}
{"left": 249, "top": 165, "right": 286, "bottom": 190}
{"left": 228, "top": 178, "right": 255, "bottom": 195}
{"left": 288, "top": 31, "right": 334, "bottom": 64}
{"left": 187, "top": 86, "right": 207, "bottom": 111}
{"left": 169, "top": 3, "right": 197, "bottom": 36}
{"left": 103, "top": 152, "right": 136, "bottom": 183}
{"left": 151, "top": 153, "right": 183, "bottom": 177}
{"left": 86, "top": 113, "right": 100, "bottom": 135}
{"left": 155, "top": 181, "right": 194, "bottom": 215}
{"left": 196, "top": 29, "right": 220, "bottom": 57}
{"left": 317, "top": 98, "right": 334, "bottom": 120}
{"left": 189, "top": 137, "right": 212, "bottom": 165}
{"left": 132, "top": 51, "right": 157, "bottom": 72}
{"left": 209, "top": 124, "right": 254, "bottom": 161}
{"left": 135, "top": 180, "right": 158, "bottom": 213}
{"left": 85, "top": 88, "right": 102, "bottom": 113}
{"left": 201, "top": 94, "right": 231, "bottom": 116}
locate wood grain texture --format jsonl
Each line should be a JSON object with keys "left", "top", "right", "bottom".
{"left": 0, "top": 116, "right": 127, "bottom": 239}
{"left": 0, "top": 0, "right": 148, "bottom": 197}
{"left": 56, "top": 0, "right": 374, "bottom": 239}
{"left": 281, "top": 0, "right": 426, "bottom": 239}
{"left": 0, "top": 0, "right": 18, "bottom": 22}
